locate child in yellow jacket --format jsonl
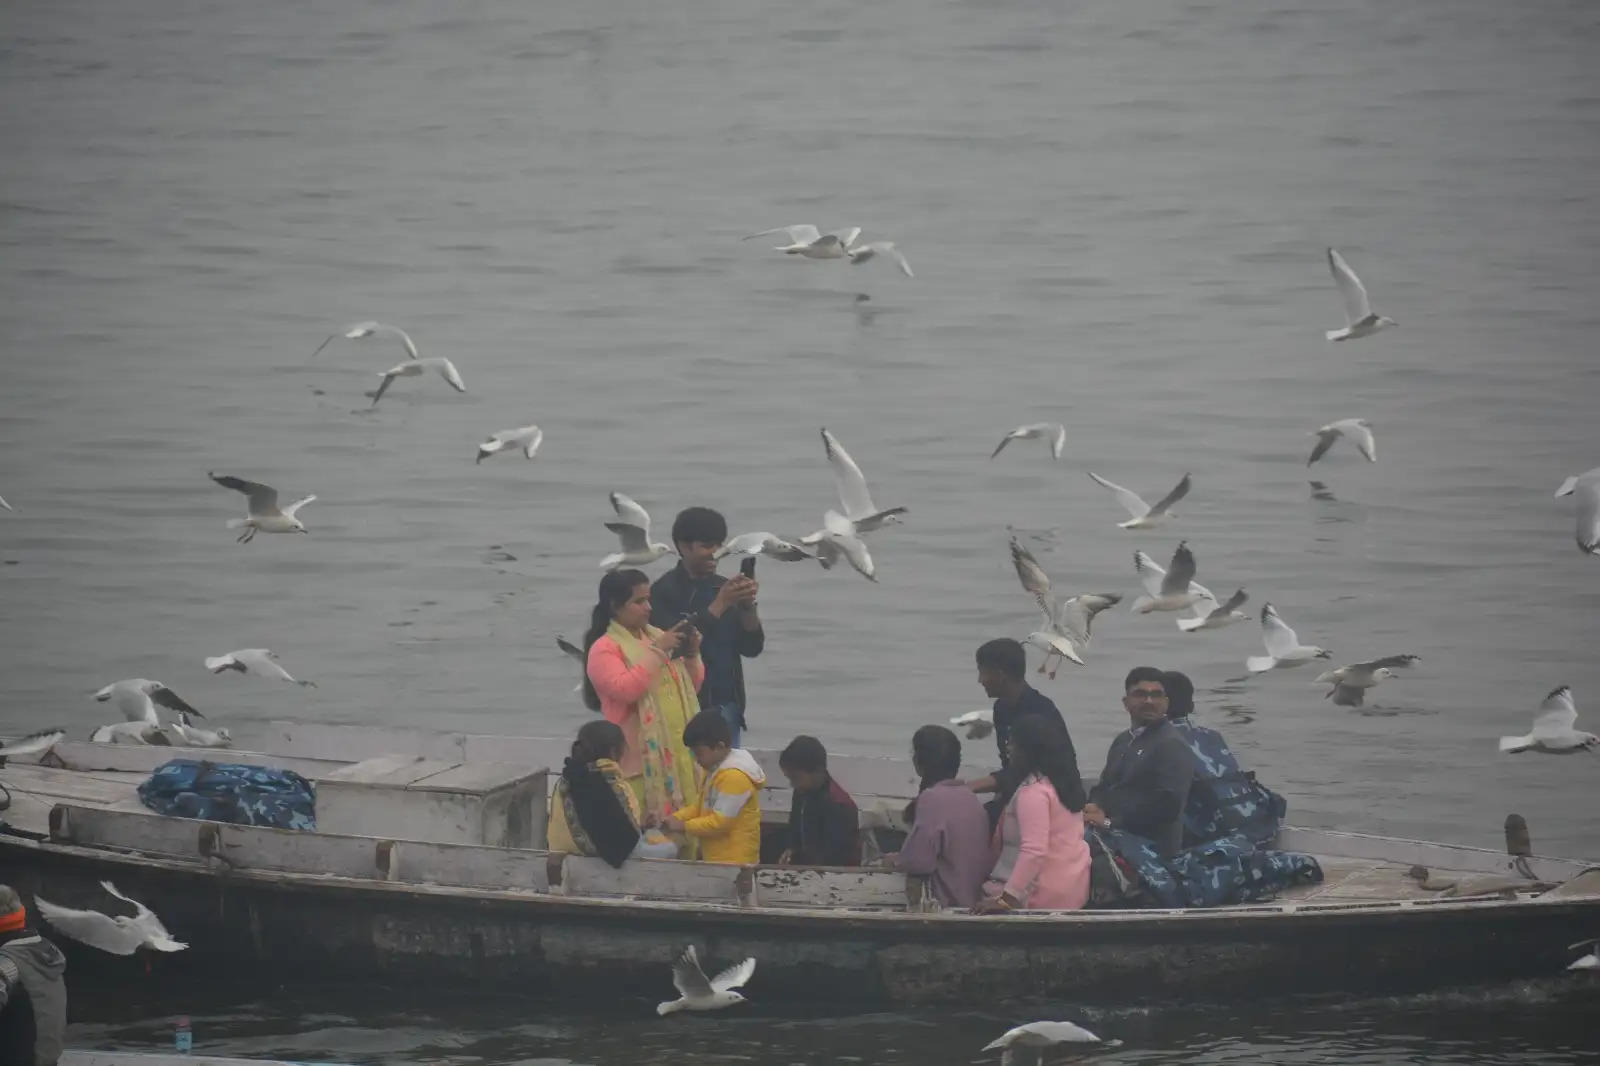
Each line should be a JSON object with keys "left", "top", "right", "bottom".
{"left": 664, "top": 708, "right": 766, "bottom": 864}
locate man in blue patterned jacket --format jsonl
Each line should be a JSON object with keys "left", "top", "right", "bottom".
{"left": 1162, "top": 670, "right": 1286, "bottom": 848}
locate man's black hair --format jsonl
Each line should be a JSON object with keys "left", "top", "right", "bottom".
{"left": 778, "top": 734, "right": 828, "bottom": 773}
{"left": 975, "top": 638, "right": 1027, "bottom": 681}
{"left": 1123, "top": 665, "right": 1167, "bottom": 692}
{"left": 682, "top": 708, "right": 733, "bottom": 749}
{"left": 671, "top": 506, "right": 728, "bottom": 547}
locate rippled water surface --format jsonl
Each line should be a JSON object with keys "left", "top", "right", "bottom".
{"left": 4, "top": 0, "right": 1600, "bottom": 1059}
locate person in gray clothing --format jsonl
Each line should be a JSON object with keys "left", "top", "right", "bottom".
{"left": 1082, "top": 667, "right": 1196, "bottom": 857}
{"left": 0, "top": 884, "right": 67, "bottom": 1066}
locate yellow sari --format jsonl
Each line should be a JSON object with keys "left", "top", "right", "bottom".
{"left": 605, "top": 620, "right": 702, "bottom": 836}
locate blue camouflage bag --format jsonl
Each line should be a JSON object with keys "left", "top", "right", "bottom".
{"left": 1171, "top": 719, "right": 1287, "bottom": 847}
{"left": 1090, "top": 827, "right": 1322, "bottom": 908}
{"left": 138, "top": 759, "right": 316, "bottom": 830}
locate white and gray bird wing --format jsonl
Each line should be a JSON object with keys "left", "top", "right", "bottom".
{"left": 1088, "top": 472, "right": 1150, "bottom": 519}
{"left": 1328, "top": 248, "right": 1373, "bottom": 326}
{"left": 33, "top": 897, "right": 143, "bottom": 955}
{"left": 745, "top": 224, "right": 820, "bottom": 245}
{"left": 150, "top": 684, "right": 203, "bottom": 720}
{"left": 1345, "top": 420, "right": 1376, "bottom": 462}
{"left": 823, "top": 509, "right": 876, "bottom": 580}
{"left": 1008, "top": 538, "right": 1055, "bottom": 621}
{"left": 556, "top": 636, "right": 584, "bottom": 661}
{"left": 1352, "top": 653, "right": 1420, "bottom": 674}
{"left": 1133, "top": 550, "right": 1167, "bottom": 598}
{"left": 1530, "top": 685, "right": 1579, "bottom": 740}
{"left": 1058, "top": 594, "right": 1120, "bottom": 646}
{"left": 98, "top": 881, "right": 184, "bottom": 950}
{"left": 670, "top": 945, "right": 716, "bottom": 1000}
{"left": 1159, "top": 542, "right": 1196, "bottom": 597}
{"left": 209, "top": 473, "right": 280, "bottom": 517}
{"left": 1556, "top": 472, "right": 1600, "bottom": 553}
{"left": 0, "top": 728, "right": 65, "bottom": 758}
{"left": 710, "top": 956, "right": 757, "bottom": 993}
{"left": 831, "top": 227, "right": 862, "bottom": 250}
{"left": 281, "top": 495, "right": 316, "bottom": 519}
{"left": 1147, "top": 474, "right": 1193, "bottom": 517}
{"left": 821, "top": 428, "right": 878, "bottom": 521}
{"left": 1261, "top": 603, "right": 1302, "bottom": 658}
{"left": 424, "top": 357, "right": 466, "bottom": 392}
{"left": 1208, "top": 587, "right": 1249, "bottom": 620}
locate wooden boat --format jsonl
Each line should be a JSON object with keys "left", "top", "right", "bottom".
{"left": 2, "top": 720, "right": 1595, "bottom": 1007}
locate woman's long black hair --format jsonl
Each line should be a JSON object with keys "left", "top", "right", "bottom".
{"left": 580, "top": 568, "right": 651, "bottom": 711}
{"left": 903, "top": 724, "right": 963, "bottom": 823}
{"left": 567, "top": 719, "right": 625, "bottom": 774}
{"left": 1008, "top": 714, "right": 1086, "bottom": 812}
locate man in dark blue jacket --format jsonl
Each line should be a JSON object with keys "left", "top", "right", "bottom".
{"left": 650, "top": 507, "right": 764, "bottom": 747}
{"left": 1083, "top": 667, "right": 1196, "bottom": 857}
{"left": 967, "top": 638, "right": 1079, "bottom": 825}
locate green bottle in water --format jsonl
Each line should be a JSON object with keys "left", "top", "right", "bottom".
{"left": 175, "top": 1016, "right": 192, "bottom": 1053}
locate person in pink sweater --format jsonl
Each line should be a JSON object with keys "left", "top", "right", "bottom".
{"left": 582, "top": 569, "right": 706, "bottom": 827}
{"left": 975, "top": 714, "right": 1091, "bottom": 913}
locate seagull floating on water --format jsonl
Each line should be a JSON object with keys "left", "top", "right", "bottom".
{"left": 1009, "top": 536, "right": 1119, "bottom": 676}
{"left": 1308, "top": 418, "right": 1376, "bottom": 466}
{"left": 950, "top": 708, "right": 994, "bottom": 740}
{"left": 846, "top": 239, "right": 914, "bottom": 277}
{"left": 206, "top": 648, "right": 315, "bottom": 686}
{"left": 477, "top": 425, "right": 543, "bottom": 464}
{"left": 313, "top": 320, "right": 419, "bottom": 360}
{"left": 656, "top": 944, "right": 755, "bottom": 1015}
{"left": 209, "top": 473, "right": 315, "bottom": 543}
{"left": 94, "top": 679, "right": 202, "bottom": 725}
{"left": 34, "top": 881, "right": 187, "bottom": 956}
{"left": 169, "top": 710, "right": 232, "bottom": 749}
{"left": 1315, "top": 653, "right": 1420, "bottom": 707}
{"left": 1177, "top": 587, "right": 1250, "bottom": 632}
{"left": 599, "top": 493, "right": 674, "bottom": 570}
{"left": 1131, "top": 542, "right": 1207, "bottom": 614}
{"left": 1088, "top": 471, "right": 1190, "bottom": 530}
{"left": 1324, "top": 248, "right": 1395, "bottom": 341}
{"left": 991, "top": 423, "right": 1066, "bottom": 461}
{"left": 1499, "top": 685, "right": 1597, "bottom": 754}
{"left": 370, "top": 356, "right": 466, "bottom": 406}
{"left": 714, "top": 532, "right": 813, "bottom": 562}
{"left": 982, "top": 1020, "right": 1103, "bottom": 1066}
{"left": 1246, "top": 603, "right": 1331, "bottom": 673}
{"left": 1554, "top": 467, "right": 1600, "bottom": 555}
{"left": 743, "top": 224, "right": 859, "bottom": 259}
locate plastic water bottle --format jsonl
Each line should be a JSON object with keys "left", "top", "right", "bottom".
{"left": 174, "top": 1016, "right": 192, "bottom": 1054}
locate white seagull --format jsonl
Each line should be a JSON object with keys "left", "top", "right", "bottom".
{"left": 370, "top": 356, "right": 466, "bottom": 406}
{"left": 1324, "top": 247, "right": 1396, "bottom": 341}
{"left": 209, "top": 473, "right": 315, "bottom": 543}
{"left": 599, "top": 493, "right": 674, "bottom": 570}
{"left": 991, "top": 423, "right": 1067, "bottom": 461}
{"left": 800, "top": 428, "right": 907, "bottom": 547}
{"left": 950, "top": 708, "right": 994, "bottom": 740}
{"left": 313, "top": 320, "right": 419, "bottom": 360}
{"left": 0, "top": 728, "right": 66, "bottom": 762}
{"left": 1554, "top": 467, "right": 1600, "bottom": 555}
{"left": 33, "top": 881, "right": 187, "bottom": 956}
{"left": 1308, "top": 418, "right": 1377, "bottom": 466}
{"left": 1177, "top": 587, "right": 1250, "bottom": 633}
{"left": 813, "top": 510, "right": 877, "bottom": 582}
{"left": 89, "top": 722, "right": 170, "bottom": 745}
{"left": 94, "top": 679, "right": 203, "bottom": 726}
{"left": 1570, "top": 939, "right": 1600, "bottom": 970}
{"left": 656, "top": 944, "right": 756, "bottom": 1015}
{"left": 982, "top": 1020, "right": 1102, "bottom": 1066}
{"left": 1246, "top": 603, "right": 1331, "bottom": 673}
{"left": 1009, "top": 536, "right": 1120, "bottom": 676}
{"left": 1088, "top": 471, "right": 1191, "bottom": 530}
{"left": 743, "top": 224, "right": 860, "bottom": 260}
{"left": 1315, "top": 654, "right": 1420, "bottom": 707}
{"left": 1131, "top": 542, "right": 1207, "bottom": 614}
{"left": 476, "top": 425, "right": 543, "bottom": 464}
{"left": 846, "top": 239, "right": 914, "bottom": 277}
{"left": 205, "top": 648, "right": 314, "bottom": 686}
{"left": 1499, "top": 685, "right": 1598, "bottom": 755}
{"left": 713, "top": 532, "right": 814, "bottom": 562}
{"left": 169, "top": 710, "right": 232, "bottom": 749}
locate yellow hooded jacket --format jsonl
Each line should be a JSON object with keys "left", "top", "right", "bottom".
{"left": 674, "top": 748, "right": 766, "bottom": 864}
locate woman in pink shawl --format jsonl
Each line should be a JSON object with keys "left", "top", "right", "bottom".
{"left": 974, "top": 714, "right": 1091, "bottom": 913}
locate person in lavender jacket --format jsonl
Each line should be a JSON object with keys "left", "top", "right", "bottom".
{"left": 974, "top": 714, "right": 1091, "bottom": 914}
{"left": 887, "top": 725, "right": 992, "bottom": 909}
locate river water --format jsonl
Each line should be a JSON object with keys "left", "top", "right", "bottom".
{"left": 3, "top": 0, "right": 1598, "bottom": 1060}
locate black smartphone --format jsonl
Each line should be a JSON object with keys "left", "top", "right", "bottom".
{"left": 740, "top": 556, "right": 757, "bottom": 578}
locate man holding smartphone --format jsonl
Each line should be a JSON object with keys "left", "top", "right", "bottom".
{"left": 650, "top": 507, "right": 764, "bottom": 747}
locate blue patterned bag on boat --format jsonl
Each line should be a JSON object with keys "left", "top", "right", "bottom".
{"left": 1170, "top": 718, "right": 1288, "bottom": 847}
{"left": 138, "top": 759, "right": 316, "bottom": 830}
{"left": 1092, "top": 827, "right": 1321, "bottom": 908}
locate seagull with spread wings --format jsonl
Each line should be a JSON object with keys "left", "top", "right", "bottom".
{"left": 1315, "top": 654, "right": 1420, "bottom": 707}
{"left": 206, "top": 648, "right": 314, "bottom": 686}
{"left": 1087, "top": 471, "right": 1191, "bottom": 530}
{"left": 209, "top": 472, "right": 315, "bottom": 543}
{"left": 94, "top": 679, "right": 203, "bottom": 725}
{"left": 1245, "top": 603, "right": 1331, "bottom": 673}
{"left": 1008, "top": 536, "right": 1119, "bottom": 677}
{"left": 1499, "top": 685, "right": 1597, "bottom": 754}
{"left": 846, "top": 238, "right": 914, "bottom": 277}
{"left": 599, "top": 493, "right": 673, "bottom": 571}
{"left": 370, "top": 356, "right": 466, "bottom": 406}
{"left": 1324, "top": 248, "right": 1396, "bottom": 341}
{"left": 476, "top": 425, "right": 543, "bottom": 464}
{"left": 656, "top": 944, "right": 756, "bottom": 1015}
{"left": 313, "top": 320, "right": 419, "bottom": 360}
{"left": 1308, "top": 418, "right": 1376, "bottom": 466}
{"left": 714, "top": 532, "right": 814, "bottom": 562}
{"left": 33, "top": 881, "right": 186, "bottom": 956}
{"left": 1177, "top": 587, "right": 1250, "bottom": 632}
{"left": 1555, "top": 467, "right": 1600, "bottom": 555}
{"left": 743, "top": 224, "right": 860, "bottom": 259}
{"left": 991, "top": 423, "right": 1066, "bottom": 462}
{"left": 1130, "top": 542, "right": 1208, "bottom": 614}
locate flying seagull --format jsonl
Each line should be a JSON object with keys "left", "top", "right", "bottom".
{"left": 991, "top": 423, "right": 1066, "bottom": 461}
{"left": 205, "top": 648, "right": 315, "bottom": 686}
{"left": 1324, "top": 247, "right": 1395, "bottom": 341}
{"left": 1570, "top": 939, "right": 1600, "bottom": 971}
{"left": 950, "top": 708, "right": 994, "bottom": 740}
{"left": 982, "top": 1020, "right": 1103, "bottom": 1066}
{"left": 1131, "top": 542, "right": 1207, "bottom": 614}
{"left": 714, "top": 532, "right": 814, "bottom": 562}
{"left": 476, "top": 425, "right": 543, "bottom": 464}
{"left": 169, "top": 710, "right": 232, "bottom": 749}
{"left": 599, "top": 493, "right": 673, "bottom": 570}
{"left": 845, "top": 239, "right": 914, "bottom": 277}
{"left": 1315, "top": 654, "right": 1420, "bottom": 707}
{"left": 656, "top": 944, "right": 756, "bottom": 1015}
{"left": 1088, "top": 471, "right": 1191, "bottom": 530}
{"left": 813, "top": 510, "right": 877, "bottom": 582}
{"left": 1308, "top": 418, "right": 1376, "bottom": 466}
{"left": 1177, "top": 587, "right": 1250, "bottom": 632}
{"left": 1499, "top": 685, "right": 1597, "bottom": 754}
{"left": 1009, "top": 536, "right": 1119, "bottom": 676}
{"left": 816, "top": 428, "right": 906, "bottom": 533}
{"left": 1554, "top": 467, "right": 1600, "bottom": 555}
{"left": 94, "top": 679, "right": 203, "bottom": 725}
{"left": 313, "top": 320, "right": 419, "bottom": 360}
{"left": 370, "top": 356, "right": 466, "bottom": 406}
{"left": 0, "top": 728, "right": 66, "bottom": 764}
{"left": 1246, "top": 603, "right": 1331, "bottom": 673}
{"left": 209, "top": 472, "right": 315, "bottom": 543}
{"left": 743, "top": 224, "right": 860, "bottom": 259}
{"left": 34, "top": 881, "right": 187, "bottom": 955}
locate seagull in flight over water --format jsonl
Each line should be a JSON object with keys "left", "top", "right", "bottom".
{"left": 656, "top": 944, "right": 755, "bottom": 1015}
{"left": 313, "top": 321, "right": 419, "bottom": 360}
{"left": 1087, "top": 471, "right": 1190, "bottom": 530}
{"left": 1554, "top": 467, "right": 1600, "bottom": 555}
{"left": 209, "top": 472, "right": 316, "bottom": 542}
{"left": 599, "top": 493, "right": 674, "bottom": 570}
{"left": 34, "top": 881, "right": 187, "bottom": 956}
{"left": 1324, "top": 248, "right": 1396, "bottom": 341}
{"left": 991, "top": 423, "right": 1066, "bottom": 461}
{"left": 1307, "top": 419, "right": 1376, "bottom": 466}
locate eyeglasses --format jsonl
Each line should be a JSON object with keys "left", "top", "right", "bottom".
{"left": 1124, "top": 690, "right": 1168, "bottom": 702}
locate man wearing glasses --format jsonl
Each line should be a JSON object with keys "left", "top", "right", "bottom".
{"left": 1082, "top": 667, "right": 1196, "bottom": 857}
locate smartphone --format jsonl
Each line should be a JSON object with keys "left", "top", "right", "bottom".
{"left": 740, "top": 556, "right": 757, "bottom": 578}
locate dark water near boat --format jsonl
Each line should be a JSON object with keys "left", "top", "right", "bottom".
{"left": 5, "top": 0, "right": 1600, "bottom": 1059}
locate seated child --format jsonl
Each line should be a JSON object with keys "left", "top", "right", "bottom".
{"left": 663, "top": 709, "right": 766, "bottom": 865}
{"left": 548, "top": 720, "right": 679, "bottom": 866}
{"left": 777, "top": 735, "right": 861, "bottom": 866}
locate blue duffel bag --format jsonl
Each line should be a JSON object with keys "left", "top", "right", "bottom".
{"left": 138, "top": 759, "right": 316, "bottom": 830}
